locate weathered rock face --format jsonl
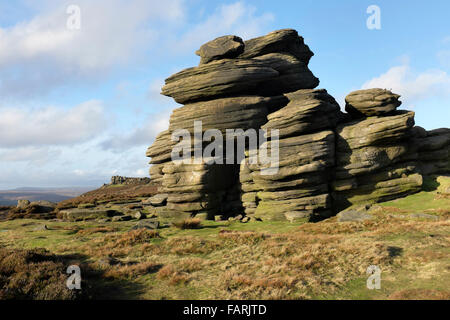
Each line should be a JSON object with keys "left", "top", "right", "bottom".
{"left": 146, "top": 130, "right": 172, "bottom": 184}
{"left": 146, "top": 29, "right": 449, "bottom": 222}
{"left": 345, "top": 88, "right": 401, "bottom": 117}
{"left": 332, "top": 103, "right": 422, "bottom": 210}
{"left": 412, "top": 127, "right": 450, "bottom": 175}
{"left": 240, "top": 89, "right": 342, "bottom": 221}
{"left": 196, "top": 35, "right": 244, "bottom": 64}
{"left": 239, "top": 29, "right": 314, "bottom": 64}
{"left": 110, "top": 176, "right": 151, "bottom": 185}
{"left": 161, "top": 59, "right": 280, "bottom": 104}
{"left": 148, "top": 29, "right": 322, "bottom": 220}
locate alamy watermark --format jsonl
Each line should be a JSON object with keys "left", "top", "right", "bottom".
{"left": 366, "top": 265, "right": 381, "bottom": 289}
{"left": 66, "top": 265, "right": 81, "bottom": 290}
{"left": 367, "top": 5, "right": 381, "bottom": 30}
{"left": 66, "top": 4, "right": 81, "bottom": 30}
{"left": 171, "top": 121, "right": 280, "bottom": 175}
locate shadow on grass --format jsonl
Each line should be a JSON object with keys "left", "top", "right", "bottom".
{"left": 422, "top": 176, "right": 440, "bottom": 192}
{"left": 387, "top": 246, "right": 403, "bottom": 258}
{"left": 0, "top": 247, "right": 158, "bottom": 300}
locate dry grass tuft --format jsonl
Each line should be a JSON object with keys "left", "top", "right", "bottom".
{"left": 218, "top": 230, "right": 268, "bottom": 244}
{"left": 157, "top": 264, "right": 191, "bottom": 285}
{"left": 165, "top": 236, "right": 219, "bottom": 255}
{"left": 76, "top": 226, "right": 116, "bottom": 235}
{"left": 103, "top": 261, "right": 161, "bottom": 279}
{"left": 104, "top": 229, "right": 160, "bottom": 247}
{"left": 172, "top": 218, "right": 202, "bottom": 230}
{"left": 388, "top": 289, "right": 450, "bottom": 300}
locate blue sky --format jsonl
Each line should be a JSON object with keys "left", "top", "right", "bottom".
{"left": 0, "top": 0, "right": 449, "bottom": 189}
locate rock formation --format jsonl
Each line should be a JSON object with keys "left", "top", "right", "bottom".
{"left": 110, "top": 176, "right": 151, "bottom": 186}
{"left": 146, "top": 29, "right": 450, "bottom": 222}
{"left": 241, "top": 89, "right": 342, "bottom": 221}
{"left": 332, "top": 91, "right": 422, "bottom": 211}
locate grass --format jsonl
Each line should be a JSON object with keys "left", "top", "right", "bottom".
{"left": 379, "top": 176, "right": 450, "bottom": 214}
{"left": 0, "top": 181, "right": 448, "bottom": 300}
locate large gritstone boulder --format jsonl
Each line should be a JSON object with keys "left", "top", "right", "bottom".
{"left": 196, "top": 35, "right": 244, "bottom": 64}
{"left": 238, "top": 29, "right": 314, "bottom": 65}
{"left": 161, "top": 59, "right": 279, "bottom": 104}
{"left": 240, "top": 89, "right": 342, "bottom": 221}
{"left": 332, "top": 98, "right": 422, "bottom": 211}
{"left": 345, "top": 88, "right": 401, "bottom": 117}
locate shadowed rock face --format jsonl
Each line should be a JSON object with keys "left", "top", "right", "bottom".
{"left": 146, "top": 29, "right": 450, "bottom": 222}
{"left": 412, "top": 127, "right": 450, "bottom": 175}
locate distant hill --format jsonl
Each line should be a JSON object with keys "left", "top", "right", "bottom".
{"left": 0, "top": 187, "right": 96, "bottom": 206}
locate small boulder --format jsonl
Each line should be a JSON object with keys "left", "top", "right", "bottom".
{"left": 146, "top": 194, "right": 169, "bottom": 207}
{"left": 134, "top": 211, "right": 146, "bottom": 220}
{"left": 17, "top": 200, "right": 30, "bottom": 210}
{"left": 131, "top": 220, "right": 160, "bottom": 230}
{"left": 345, "top": 88, "right": 401, "bottom": 117}
{"left": 337, "top": 206, "right": 374, "bottom": 222}
{"left": 241, "top": 216, "right": 251, "bottom": 223}
{"left": 33, "top": 224, "right": 49, "bottom": 231}
{"left": 30, "top": 200, "right": 57, "bottom": 213}
{"left": 196, "top": 35, "right": 244, "bottom": 64}
{"left": 436, "top": 176, "right": 450, "bottom": 196}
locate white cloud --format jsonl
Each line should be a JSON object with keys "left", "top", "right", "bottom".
{"left": 0, "top": 146, "right": 61, "bottom": 164}
{"left": 362, "top": 62, "right": 450, "bottom": 104}
{"left": 0, "top": 0, "right": 185, "bottom": 98}
{"left": 0, "top": 100, "right": 108, "bottom": 148}
{"left": 0, "top": 1, "right": 274, "bottom": 98}
{"left": 0, "top": 0, "right": 185, "bottom": 69}
{"left": 0, "top": 1, "right": 276, "bottom": 188}
{"left": 100, "top": 109, "right": 172, "bottom": 152}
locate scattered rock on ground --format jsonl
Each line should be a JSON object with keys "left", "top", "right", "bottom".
{"left": 337, "top": 207, "right": 374, "bottom": 222}
{"left": 131, "top": 220, "right": 160, "bottom": 230}
{"left": 133, "top": 211, "right": 146, "bottom": 220}
{"left": 112, "top": 215, "right": 132, "bottom": 222}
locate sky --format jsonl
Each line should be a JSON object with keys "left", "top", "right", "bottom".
{"left": 0, "top": 0, "right": 449, "bottom": 189}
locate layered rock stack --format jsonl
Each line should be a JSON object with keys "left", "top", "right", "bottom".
{"left": 147, "top": 29, "right": 321, "bottom": 220}
{"left": 110, "top": 176, "right": 151, "bottom": 185}
{"left": 146, "top": 29, "right": 450, "bottom": 222}
{"left": 332, "top": 89, "right": 422, "bottom": 210}
{"left": 240, "top": 89, "right": 342, "bottom": 221}
{"left": 412, "top": 127, "right": 450, "bottom": 176}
